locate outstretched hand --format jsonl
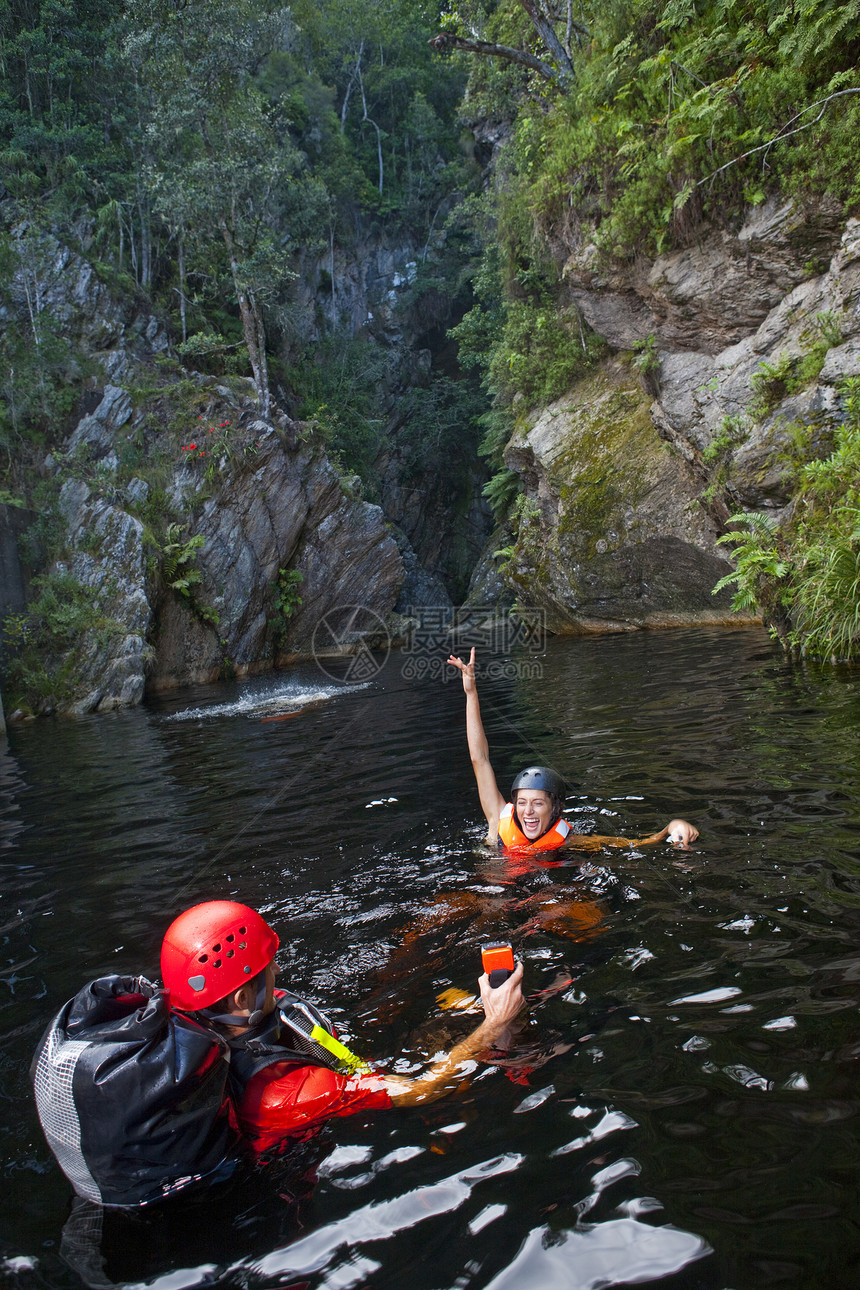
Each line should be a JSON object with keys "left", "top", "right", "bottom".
{"left": 666, "top": 818, "right": 699, "bottom": 847}
{"left": 448, "top": 646, "right": 477, "bottom": 694}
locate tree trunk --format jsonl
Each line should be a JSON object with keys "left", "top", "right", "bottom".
{"left": 178, "top": 233, "right": 187, "bottom": 344}
{"left": 221, "top": 220, "right": 270, "bottom": 417}
{"left": 340, "top": 40, "right": 364, "bottom": 132}
{"left": 357, "top": 61, "right": 383, "bottom": 193}
{"left": 519, "top": 0, "right": 576, "bottom": 79}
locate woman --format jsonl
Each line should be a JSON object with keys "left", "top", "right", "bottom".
{"left": 448, "top": 647, "right": 698, "bottom": 854}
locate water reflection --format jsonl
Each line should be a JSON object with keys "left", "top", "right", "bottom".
{"left": 2, "top": 627, "right": 860, "bottom": 1288}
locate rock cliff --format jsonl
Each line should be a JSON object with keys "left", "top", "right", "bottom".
{"left": 496, "top": 198, "right": 860, "bottom": 630}
{"left": 502, "top": 363, "right": 736, "bottom": 631}
{"left": 50, "top": 380, "right": 407, "bottom": 713}
{"left": 2, "top": 229, "right": 424, "bottom": 714}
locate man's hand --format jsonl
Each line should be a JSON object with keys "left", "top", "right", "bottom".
{"left": 448, "top": 646, "right": 477, "bottom": 694}
{"left": 478, "top": 960, "right": 524, "bottom": 1034}
{"left": 383, "top": 960, "right": 525, "bottom": 1107}
{"left": 666, "top": 819, "right": 699, "bottom": 846}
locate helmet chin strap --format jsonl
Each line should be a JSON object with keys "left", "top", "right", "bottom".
{"left": 201, "top": 974, "right": 268, "bottom": 1028}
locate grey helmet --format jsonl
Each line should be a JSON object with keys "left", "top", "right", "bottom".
{"left": 510, "top": 766, "right": 566, "bottom": 799}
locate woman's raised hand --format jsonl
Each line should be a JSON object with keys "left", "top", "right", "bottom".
{"left": 447, "top": 646, "right": 477, "bottom": 693}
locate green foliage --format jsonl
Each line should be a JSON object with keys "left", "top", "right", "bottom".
{"left": 285, "top": 335, "right": 392, "bottom": 484}
{"left": 154, "top": 521, "right": 216, "bottom": 626}
{"left": 813, "top": 310, "right": 845, "bottom": 348}
{"left": 490, "top": 299, "right": 606, "bottom": 406}
{"left": 2, "top": 570, "right": 124, "bottom": 711}
{"left": 632, "top": 334, "right": 660, "bottom": 377}
{"left": 702, "top": 414, "right": 749, "bottom": 466}
{"left": 277, "top": 568, "right": 303, "bottom": 617}
{"left": 790, "top": 514, "right": 860, "bottom": 661}
{"left": 713, "top": 379, "right": 860, "bottom": 660}
{"left": 271, "top": 567, "right": 303, "bottom": 645}
{"left": 749, "top": 315, "right": 844, "bottom": 420}
{"left": 714, "top": 512, "right": 789, "bottom": 614}
{"left": 158, "top": 521, "right": 218, "bottom": 626}
{"left": 395, "top": 372, "right": 485, "bottom": 489}
{"left": 475, "top": 403, "right": 520, "bottom": 520}
{"left": 494, "top": 492, "right": 542, "bottom": 581}
{"left": 447, "top": 190, "right": 605, "bottom": 512}
{"left": 483, "top": 465, "right": 521, "bottom": 520}
{"left": 161, "top": 523, "right": 205, "bottom": 598}
{"left": 0, "top": 310, "right": 89, "bottom": 456}
{"left": 442, "top": 0, "right": 860, "bottom": 440}
{"left": 0, "top": 0, "right": 476, "bottom": 417}
{"left": 175, "top": 333, "right": 249, "bottom": 377}
{"left": 16, "top": 478, "right": 66, "bottom": 570}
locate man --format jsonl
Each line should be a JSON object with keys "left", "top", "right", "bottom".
{"left": 161, "top": 900, "right": 525, "bottom": 1156}
{"left": 448, "top": 647, "right": 699, "bottom": 853}
{"left": 32, "top": 900, "right": 524, "bottom": 1208}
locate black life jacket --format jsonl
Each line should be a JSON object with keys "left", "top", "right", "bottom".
{"left": 227, "top": 987, "right": 342, "bottom": 1100}
{"left": 30, "top": 975, "right": 238, "bottom": 1209}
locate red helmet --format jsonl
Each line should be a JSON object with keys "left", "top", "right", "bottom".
{"left": 161, "top": 901, "right": 279, "bottom": 1011}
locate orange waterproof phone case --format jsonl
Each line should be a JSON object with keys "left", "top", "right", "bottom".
{"left": 482, "top": 942, "right": 514, "bottom": 988}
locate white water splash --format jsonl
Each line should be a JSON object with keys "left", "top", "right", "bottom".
{"left": 165, "top": 680, "right": 369, "bottom": 722}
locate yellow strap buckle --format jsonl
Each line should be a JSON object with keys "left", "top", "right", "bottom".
{"left": 310, "top": 1024, "right": 372, "bottom": 1074}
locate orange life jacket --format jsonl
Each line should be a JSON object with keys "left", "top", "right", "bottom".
{"left": 497, "top": 802, "right": 571, "bottom": 853}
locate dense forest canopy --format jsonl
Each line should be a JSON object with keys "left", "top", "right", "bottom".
{"left": 0, "top": 0, "right": 478, "bottom": 477}
{"left": 3, "top": 0, "right": 860, "bottom": 457}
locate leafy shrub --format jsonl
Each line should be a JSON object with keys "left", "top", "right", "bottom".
{"left": 2, "top": 571, "right": 125, "bottom": 711}
{"left": 790, "top": 514, "right": 860, "bottom": 660}
{"left": 713, "top": 378, "right": 860, "bottom": 659}
{"left": 271, "top": 568, "right": 304, "bottom": 646}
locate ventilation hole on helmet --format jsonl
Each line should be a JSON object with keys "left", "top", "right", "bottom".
{"left": 226, "top": 933, "right": 234, "bottom": 943}
{"left": 213, "top": 959, "right": 222, "bottom": 969}
{"left": 226, "top": 949, "right": 234, "bottom": 958}
{"left": 239, "top": 941, "right": 246, "bottom": 949}
{"left": 198, "top": 953, "right": 208, "bottom": 963}
{"left": 213, "top": 943, "right": 221, "bottom": 952}
{"left": 239, "top": 926, "right": 246, "bottom": 935}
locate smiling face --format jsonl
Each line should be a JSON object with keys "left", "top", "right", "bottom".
{"left": 514, "top": 789, "right": 555, "bottom": 840}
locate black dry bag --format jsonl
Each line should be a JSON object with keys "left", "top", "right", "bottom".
{"left": 30, "top": 974, "right": 238, "bottom": 1208}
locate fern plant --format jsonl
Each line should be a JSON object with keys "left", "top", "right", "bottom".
{"left": 713, "top": 512, "right": 789, "bottom": 613}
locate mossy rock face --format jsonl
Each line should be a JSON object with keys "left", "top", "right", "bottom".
{"left": 503, "top": 359, "right": 747, "bottom": 631}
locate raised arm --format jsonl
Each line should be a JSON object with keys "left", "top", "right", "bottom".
{"left": 448, "top": 647, "right": 506, "bottom": 844}
{"left": 384, "top": 963, "right": 524, "bottom": 1106}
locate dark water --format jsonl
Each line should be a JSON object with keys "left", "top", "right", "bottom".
{"left": 2, "top": 626, "right": 860, "bottom": 1289}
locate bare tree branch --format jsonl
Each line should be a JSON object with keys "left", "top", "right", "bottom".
{"left": 357, "top": 59, "right": 384, "bottom": 194}
{"left": 428, "top": 32, "right": 563, "bottom": 83}
{"left": 696, "top": 87, "right": 860, "bottom": 188}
